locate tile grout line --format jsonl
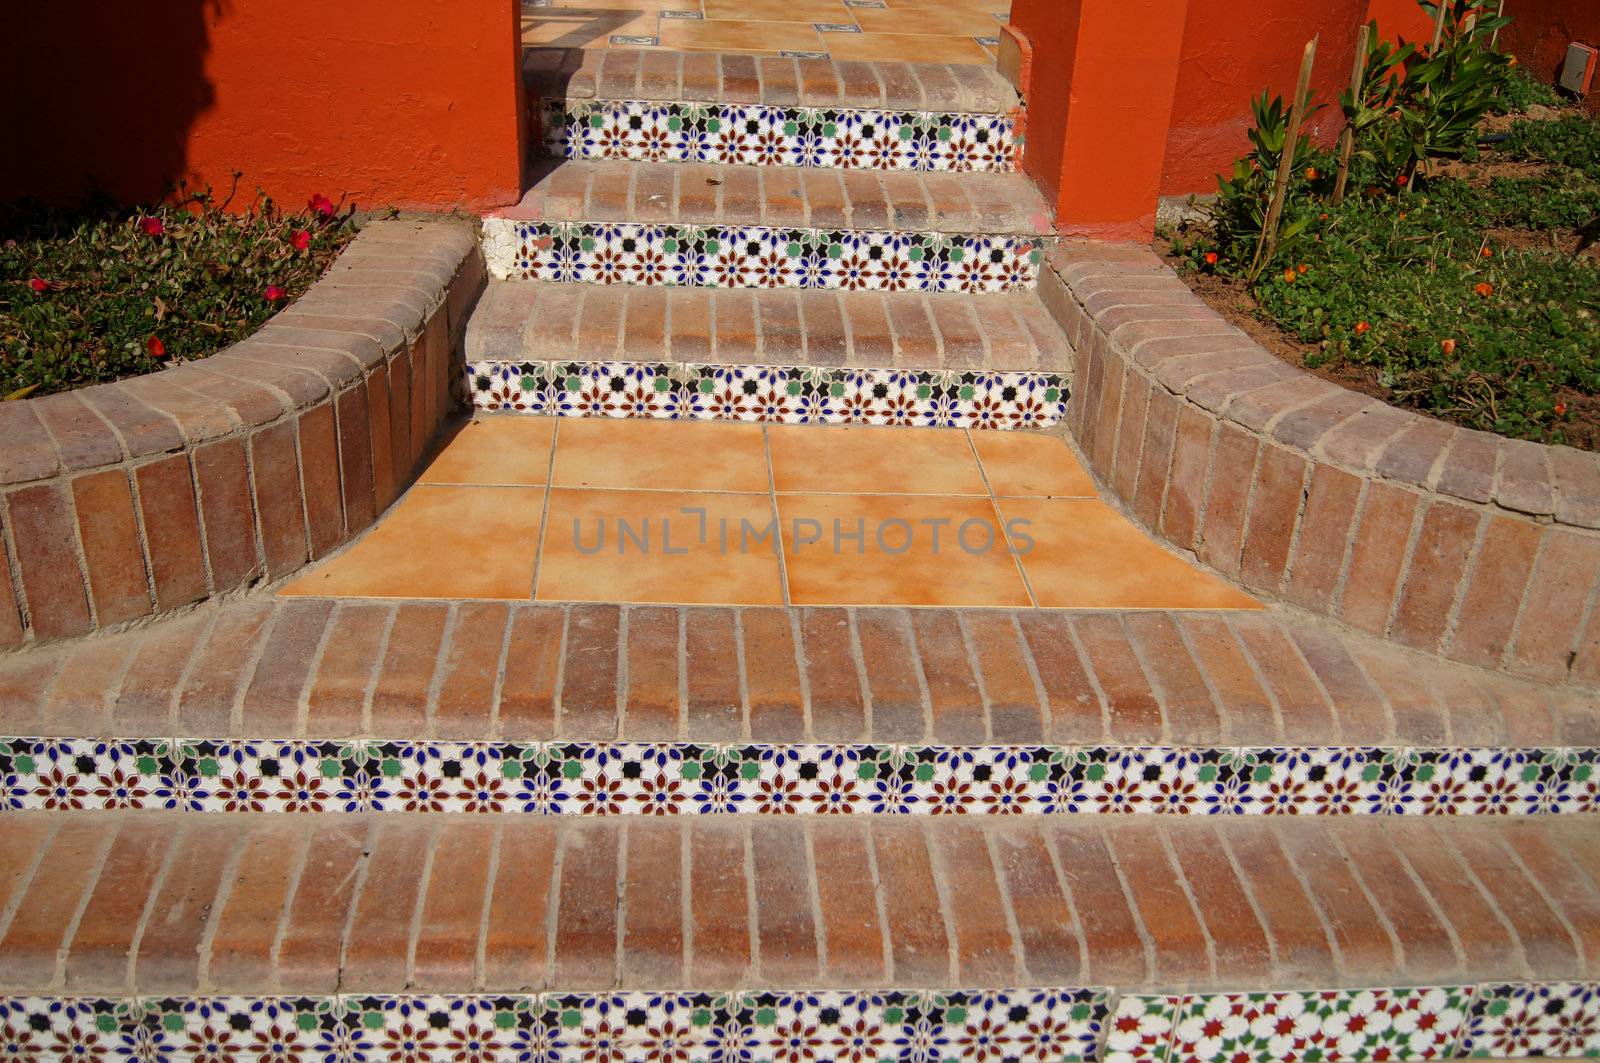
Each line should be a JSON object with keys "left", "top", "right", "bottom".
{"left": 529, "top": 418, "right": 563, "bottom": 602}
{"left": 965, "top": 428, "right": 1040, "bottom": 609}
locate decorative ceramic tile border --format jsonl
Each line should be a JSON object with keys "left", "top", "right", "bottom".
{"left": 480, "top": 220, "right": 1042, "bottom": 292}
{"left": 3, "top": 985, "right": 1596, "bottom": 1062}
{"left": 465, "top": 361, "right": 1069, "bottom": 428}
{"left": 4, "top": 740, "right": 1595, "bottom": 815}
{"left": 541, "top": 99, "right": 1018, "bottom": 172}
{"left": 1106, "top": 984, "right": 1600, "bottom": 1062}
{"left": 0, "top": 990, "right": 1106, "bottom": 1062}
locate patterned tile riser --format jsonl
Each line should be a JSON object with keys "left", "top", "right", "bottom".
{"left": 480, "top": 221, "right": 1043, "bottom": 293}
{"left": 1106, "top": 983, "right": 1600, "bottom": 1062}
{"left": 464, "top": 362, "right": 1069, "bottom": 429}
{"left": 539, "top": 99, "right": 1019, "bottom": 173}
{"left": 4, "top": 740, "right": 1595, "bottom": 815}
{"left": 1, "top": 985, "right": 1595, "bottom": 1062}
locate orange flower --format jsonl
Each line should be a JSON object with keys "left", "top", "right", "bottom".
{"left": 1355, "top": 321, "right": 1371, "bottom": 334}
{"left": 1440, "top": 338, "right": 1457, "bottom": 355}
{"left": 1555, "top": 402, "right": 1568, "bottom": 415}
{"left": 1306, "top": 167, "right": 1319, "bottom": 179}
{"left": 1297, "top": 264, "right": 1309, "bottom": 274}
{"left": 1204, "top": 251, "right": 1219, "bottom": 266}
{"left": 1481, "top": 246, "right": 1494, "bottom": 258}
{"left": 1319, "top": 212, "right": 1329, "bottom": 220}
{"left": 1475, "top": 282, "right": 1494, "bottom": 297}
{"left": 1283, "top": 268, "right": 1297, "bottom": 283}
{"left": 1398, "top": 211, "right": 1407, "bottom": 221}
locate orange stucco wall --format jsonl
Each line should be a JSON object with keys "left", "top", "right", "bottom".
{"left": 4, "top": 0, "right": 524, "bottom": 212}
{"left": 1009, "top": 0, "right": 1188, "bottom": 241}
{"left": 1160, "top": 0, "right": 1367, "bottom": 197}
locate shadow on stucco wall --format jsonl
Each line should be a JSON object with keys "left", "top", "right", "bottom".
{"left": 3, "top": 2, "right": 222, "bottom": 205}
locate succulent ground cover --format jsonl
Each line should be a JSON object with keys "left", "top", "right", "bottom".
{"left": 1, "top": 190, "right": 354, "bottom": 399}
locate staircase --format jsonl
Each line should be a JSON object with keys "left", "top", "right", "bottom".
{"left": 2, "top": 46, "right": 1599, "bottom": 1063}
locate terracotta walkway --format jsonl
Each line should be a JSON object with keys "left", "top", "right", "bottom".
{"left": 280, "top": 417, "right": 1260, "bottom": 610}
{"left": 523, "top": 0, "right": 1007, "bottom": 63}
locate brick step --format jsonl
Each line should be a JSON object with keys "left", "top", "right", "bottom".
{"left": 2, "top": 810, "right": 1597, "bottom": 1009}
{"left": 467, "top": 282, "right": 1068, "bottom": 372}
{"left": 482, "top": 160, "right": 1051, "bottom": 293}
{"left": 526, "top": 48, "right": 1020, "bottom": 117}
{"left": 3, "top": 597, "right": 1593, "bottom": 749}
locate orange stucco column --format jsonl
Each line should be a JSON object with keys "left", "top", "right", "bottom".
{"left": 1009, "top": 0, "right": 1190, "bottom": 242}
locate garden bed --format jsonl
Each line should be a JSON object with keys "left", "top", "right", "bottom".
{"left": 2, "top": 191, "right": 354, "bottom": 400}
{"left": 1164, "top": 75, "right": 1600, "bottom": 451}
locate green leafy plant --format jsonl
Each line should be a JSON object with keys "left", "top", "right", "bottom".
{"left": 1211, "top": 90, "right": 1326, "bottom": 279}
{"left": 1385, "top": 0, "right": 1515, "bottom": 182}
{"left": 1, "top": 189, "right": 354, "bottom": 398}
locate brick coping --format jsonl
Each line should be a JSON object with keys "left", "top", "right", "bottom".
{"left": 0, "top": 219, "right": 486, "bottom": 650}
{"left": 1, "top": 812, "right": 1595, "bottom": 997}
{"left": 525, "top": 47, "right": 1021, "bottom": 115}
{"left": 1039, "top": 242, "right": 1600, "bottom": 688}
{"left": 1, "top": 599, "right": 1594, "bottom": 749}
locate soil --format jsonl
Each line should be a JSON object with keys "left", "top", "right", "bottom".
{"left": 1154, "top": 107, "right": 1600, "bottom": 452}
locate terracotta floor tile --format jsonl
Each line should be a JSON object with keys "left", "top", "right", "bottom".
{"left": 280, "top": 486, "right": 544, "bottom": 600}
{"left": 419, "top": 418, "right": 557, "bottom": 486}
{"left": 551, "top": 418, "right": 769, "bottom": 492}
{"left": 972, "top": 432, "right": 1097, "bottom": 498}
{"left": 849, "top": 6, "right": 995, "bottom": 35}
{"left": 548, "top": 0, "right": 695, "bottom": 9}
{"left": 767, "top": 424, "right": 987, "bottom": 495}
{"left": 778, "top": 493, "right": 1031, "bottom": 607}
{"left": 656, "top": 18, "right": 825, "bottom": 53}
{"left": 523, "top": 10, "right": 660, "bottom": 47}
{"left": 701, "top": 0, "right": 854, "bottom": 21}
{"left": 538, "top": 489, "right": 786, "bottom": 605}
{"left": 820, "top": 30, "right": 993, "bottom": 63}
{"left": 998, "top": 498, "right": 1262, "bottom": 610}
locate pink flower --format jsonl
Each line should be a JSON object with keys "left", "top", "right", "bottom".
{"left": 264, "top": 284, "right": 286, "bottom": 303}
{"left": 308, "top": 193, "right": 335, "bottom": 218}
{"left": 140, "top": 216, "right": 165, "bottom": 236}
{"left": 290, "top": 229, "right": 311, "bottom": 251}
{"left": 27, "top": 278, "right": 48, "bottom": 293}
{"left": 146, "top": 336, "right": 165, "bottom": 357}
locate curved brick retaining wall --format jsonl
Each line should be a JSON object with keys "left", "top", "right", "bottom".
{"left": 1041, "top": 242, "right": 1600, "bottom": 689}
{"left": 0, "top": 219, "right": 483, "bottom": 647}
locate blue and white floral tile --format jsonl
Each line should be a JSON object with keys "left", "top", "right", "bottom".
{"left": 540, "top": 99, "right": 1018, "bottom": 172}
{"left": 1458, "top": 983, "right": 1600, "bottom": 1058}
{"left": 3, "top": 738, "right": 1597, "bottom": 816}
{"left": 464, "top": 361, "right": 1069, "bottom": 430}
{"left": 480, "top": 221, "right": 1043, "bottom": 293}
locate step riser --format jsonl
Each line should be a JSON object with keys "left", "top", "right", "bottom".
{"left": 465, "top": 361, "right": 1067, "bottom": 428}
{"left": 2, "top": 983, "right": 1590, "bottom": 1062}
{"left": 540, "top": 99, "right": 1019, "bottom": 173}
{"left": 6, "top": 738, "right": 1593, "bottom": 815}
{"left": 481, "top": 220, "right": 1043, "bottom": 293}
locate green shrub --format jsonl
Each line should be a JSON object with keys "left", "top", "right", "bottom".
{"left": 1, "top": 190, "right": 353, "bottom": 399}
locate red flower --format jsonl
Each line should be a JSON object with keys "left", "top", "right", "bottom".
{"left": 264, "top": 284, "right": 286, "bottom": 303}
{"left": 1305, "top": 166, "right": 1319, "bottom": 180}
{"left": 1440, "top": 338, "right": 1457, "bottom": 355}
{"left": 27, "top": 277, "right": 48, "bottom": 293}
{"left": 1396, "top": 174, "right": 1409, "bottom": 186}
{"left": 1203, "top": 251, "right": 1219, "bottom": 266}
{"left": 139, "top": 216, "right": 165, "bottom": 236}
{"left": 146, "top": 336, "right": 165, "bottom": 357}
{"left": 1355, "top": 321, "right": 1371, "bottom": 335}
{"left": 1298, "top": 263, "right": 1309, "bottom": 274}
{"left": 290, "top": 229, "right": 312, "bottom": 251}
{"left": 1474, "top": 282, "right": 1494, "bottom": 297}
{"left": 308, "top": 193, "right": 335, "bottom": 218}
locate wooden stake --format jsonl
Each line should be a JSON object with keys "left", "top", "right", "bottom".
{"left": 1332, "top": 23, "right": 1371, "bottom": 207}
{"left": 1430, "top": 0, "right": 1449, "bottom": 52}
{"left": 1251, "top": 36, "right": 1319, "bottom": 279}
{"left": 1490, "top": 0, "right": 1506, "bottom": 49}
